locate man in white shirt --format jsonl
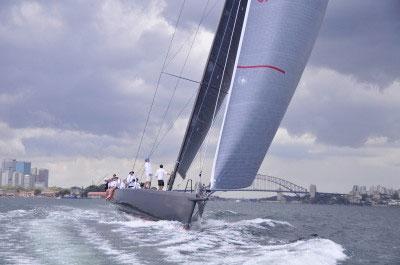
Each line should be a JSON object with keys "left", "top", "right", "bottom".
{"left": 155, "top": 164, "right": 169, "bottom": 191}
{"left": 108, "top": 177, "right": 118, "bottom": 189}
{"left": 125, "top": 171, "right": 136, "bottom": 188}
{"left": 118, "top": 178, "right": 126, "bottom": 189}
{"left": 106, "top": 174, "right": 118, "bottom": 200}
{"left": 144, "top": 158, "right": 153, "bottom": 189}
{"left": 132, "top": 178, "right": 141, "bottom": 189}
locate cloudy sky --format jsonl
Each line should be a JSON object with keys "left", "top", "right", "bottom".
{"left": 0, "top": 0, "right": 399, "bottom": 192}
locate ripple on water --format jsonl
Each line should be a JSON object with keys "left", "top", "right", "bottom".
{"left": 0, "top": 202, "right": 347, "bottom": 265}
{"left": 97, "top": 214, "right": 347, "bottom": 265}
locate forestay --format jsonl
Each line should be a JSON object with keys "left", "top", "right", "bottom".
{"left": 211, "top": 0, "right": 329, "bottom": 189}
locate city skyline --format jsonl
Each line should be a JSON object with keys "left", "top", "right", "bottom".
{"left": 0, "top": 158, "right": 49, "bottom": 189}
{"left": 0, "top": 0, "right": 399, "bottom": 191}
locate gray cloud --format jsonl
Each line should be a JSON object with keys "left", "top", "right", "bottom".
{"left": 0, "top": 0, "right": 399, "bottom": 189}
{"left": 311, "top": 0, "right": 400, "bottom": 86}
{"left": 0, "top": 0, "right": 199, "bottom": 140}
{"left": 283, "top": 68, "right": 400, "bottom": 147}
{"left": 161, "top": 0, "right": 223, "bottom": 31}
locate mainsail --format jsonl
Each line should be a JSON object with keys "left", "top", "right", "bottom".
{"left": 210, "top": 0, "right": 329, "bottom": 189}
{"left": 168, "top": 0, "right": 249, "bottom": 189}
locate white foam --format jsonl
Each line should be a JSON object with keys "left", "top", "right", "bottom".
{"left": 162, "top": 236, "right": 346, "bottom": 265}
{"left": 240, "top": 239, "right": 347, "bottom": 265}
{"left": 100, "top": 217, "right": 182, "bottom": 230}
{"left": 201, "top": 217, "right": 293, "bottom": 229}
{"left": 0, "top": 210, "right": 41, "bottom": 264}
{"left": 1, "top": 209, "right": 31, "bottom": 219}
{"left": 102, "top": 217, "right": 295, "bottom": 252}
{"left": 0, "top": 203, "right": 348, "bottom": 265}
{"left": 1, "top": 253, "right": 41, "bottom": 265}
{"left": 156, "top": 218, "right": 346, "bottom": 265}
{"left": 214, "top": 209, "right": 241, "bottom": 215}
{"left": 241, "top": 218, "right": 294, "bottom": 227}
{"left": 78, "top": 225, "right": 141, "bottom": 264}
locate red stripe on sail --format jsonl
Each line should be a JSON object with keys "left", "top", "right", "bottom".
{"left": 237, "top": 65, "right": 286, "bottom": 74}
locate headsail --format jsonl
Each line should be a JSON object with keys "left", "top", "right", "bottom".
{"left": 169, "top": 0, "right": 249, "bottom": 188}
{"left": 211, "top": 0, "right": 329, "bottom": 189}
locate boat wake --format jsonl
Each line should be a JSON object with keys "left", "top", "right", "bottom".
{"left": 0, "top": 203, "right": 347, "bottom": 265}
{"left": 211, "top": 209, "right": 247, "bottom": 218}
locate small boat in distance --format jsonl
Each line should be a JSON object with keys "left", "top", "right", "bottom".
{"left": 112, "top": 0, "right": 329, "bottom": 226}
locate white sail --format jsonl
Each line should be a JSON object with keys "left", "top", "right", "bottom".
{"left": 211, "top": 0, "right": 328, "bottom": 189}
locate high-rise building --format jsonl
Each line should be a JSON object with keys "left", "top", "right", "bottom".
{"left": 12, "top": 172, "right": 24, "bottom": 187}
{"left": 1, "top": 171, "right": 6, "bottom": 186}
{"left": 359, "top": 186, "right": 367, "bottom": 195}
{"left": 0, "top": 159, "right": 49, "bottom": 189}
{"left": 1, "top": 159, "right": 16, "bottom": 172}
{"left": 0, "top": 170, "right": 13, "bottom": 186}
{"left": 31, "top": 167, "right": 38, "bottom": 175}
{"left": 36, "top": 169, "right": 49, "bottom": 188}
{"left": 310, "top": 184, "right": 317, "bottom": 199}
{"left": 16, "top": 161, "right": 31, "bottom": 175}
{"left": 23, "top": 174, "right": 34, "bottom": 189}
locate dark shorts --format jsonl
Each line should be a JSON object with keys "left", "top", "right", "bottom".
{"left": 158, "top": 180, "right": 164, "bottom": 186}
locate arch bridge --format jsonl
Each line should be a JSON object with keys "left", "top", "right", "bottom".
{"left": 211, "top": 174, "right": 309, "bottom": 197}
{"left": 246, "top": 174, "right": 308, "bottom": 196}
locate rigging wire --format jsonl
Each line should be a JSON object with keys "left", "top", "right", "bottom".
{"left": 199, "top": 0, "right": 243, "bottom": 172}
{"left": 161, "top": 72, "right": 200, "bottom": 84}
{"left": 148, "top": 0, "right": 212, "bottom": 159}
{"left": 132, "top": 0, "right": 187, "bottom": 170}
{"left": 164, "top": 0, "right": 220, "bottom": 69}
{"left": 149, "top": 0, "right": 219, "bottom": 174}
{"left": 148, "top": 90, "right": 196, "bottom": 158}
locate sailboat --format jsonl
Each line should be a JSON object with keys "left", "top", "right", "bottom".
{"left": 113, "top": 0, "right": 328, "bottom": 226}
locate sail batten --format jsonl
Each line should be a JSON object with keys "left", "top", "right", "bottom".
{"left": 211, "top": 0, "right": 328, "bottom": 189}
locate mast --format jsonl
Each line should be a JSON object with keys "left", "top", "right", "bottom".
{"left": 168, "top": 0, "right": 249, "bottom": 190}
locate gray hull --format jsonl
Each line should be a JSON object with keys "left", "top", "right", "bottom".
{"left": 113, "top": 189, "right": 205, "bottom": 225}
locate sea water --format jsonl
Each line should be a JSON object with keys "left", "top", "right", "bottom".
{"left": 0, "top": 198, "right": 399, "bottom": 265}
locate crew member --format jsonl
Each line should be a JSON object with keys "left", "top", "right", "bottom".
{"left": 132, "top": 178, "right": 141, "bottom": 189}
{"left": 104, "top": 177, "right": 110, "bottom": 191}
{"left": 144, "top": 158, "right": 153, "bottom": 188}
{"left": 126, "top": 171, "right": 136, "bottom": 188}
{"left": 106, "top": 174, "right": 118, "bottom": 200}
{"left": 155, "top": 164, "right": 169, "bottom": 191}
{"left": 118, "top": 177, "right": 126, "bottom": 189}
